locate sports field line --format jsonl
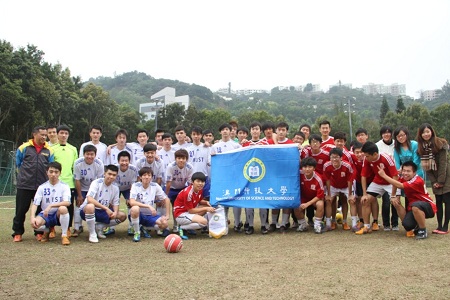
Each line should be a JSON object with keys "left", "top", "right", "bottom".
{"left": 0, "top": 207, "right": 14, "bottom": 210}
{"left": 0, "top": 201, "right": 13, "bottom": 204}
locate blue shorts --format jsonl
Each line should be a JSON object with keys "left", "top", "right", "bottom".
{"left": 38, "top": 211, "right": 60, "bottom": 227}
{"left": 120, "top": 189, "right": 130, "bottom": 200}
{"left": 169, "top": 189, "right": 183, "bottom": 205}
{"left": 139, "top": 213, "right": 161, "bottom": 227}
{"left": 80, "top": 209, "right": 111, "bottom": 224}
{"left": 203, "top": 177, "right": 210, "bottom": 198}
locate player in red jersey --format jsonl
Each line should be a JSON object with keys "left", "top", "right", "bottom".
{"left": 300, "top": 134, "right": 330, "bottom": 177}
{"left": 319, "top": 120, "right": 334, "bottom": 149}
{"left": 323, "top": 148, "right": 356, "bottom": 231}
{"left": 294, "top": 157, "right": 325, "bottom": 234}
{"left": 356, "top": 142, "right": 400, "bottom": 235}
{"left": 378, "top": 161, "right": 437, "bottom": 239}
{"left": 173, "top": 172, "right": 215, "bottom": 239}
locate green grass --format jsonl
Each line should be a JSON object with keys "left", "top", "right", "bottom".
{"left": 1, "top": 196, "right": 449, "bottom": 299}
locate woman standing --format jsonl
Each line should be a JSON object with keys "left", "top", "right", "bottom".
{"left": 417, "top": 123, "right": 450, "bottom": 234}
{"left": 393, "top": 126, "right": 423, "bottom": 236}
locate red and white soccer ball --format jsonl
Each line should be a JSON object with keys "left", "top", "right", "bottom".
{"left": 164, "top": 234, "right": 183, "bottom": 253}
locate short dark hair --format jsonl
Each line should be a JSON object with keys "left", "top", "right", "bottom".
{"left": 352, "top": 141, "right": 363, "bottom": 150}
{"left": 174, "top": 125, "right": 185, "bottom": 133}
{"left": 115, "top": 129, "right": 128, "bottom": 139}
{"left": 249, "top": 121, "right": 262, "bottom": 130}
{"left": 219, "top": 123, "right": 232, "bottom": 131}
{"left": 300, "top": 157, "right": 317, "bottom": 168}
{"left": 229, "top": 120, "right": 238, "bottom": 128}
{"left": 136, "top": 129, "right": 148, "bottom": 137}
{"left": 319, "top": 120, "right": 331, "bottom": 127}
{"left": 355, "top": 128, "right": 368, "bottom": 136}
{"left": 47, "top": 161, "right": 62, "bottom": 172}
{"left": 276, "top": 122, "right": 289, "bottom": 131}
{"left": 32, "top": 126, "right": 47, "bottom": 134}
{"left": 143, "top": 143, "right": 157, "bottom": 152}
{"left": 379, "top": 125, "right": 393, "bottom": 137}
{"left": 56, "top": 125, "right": 71, "bottom": 134}
{"left": 237, "top": 126, "right": 249, "bottom": 135}
{"left": 293, "top": 132, "right": 305, "bottom": 139}
{"left": 192, "top": 172, "right": 206, "bottom": 182}
{"left": 191, "top": 126, "right": 203, "bottom": 135}
{"left": 299, "top": 124, "right": 311, "bottom": 132}
{"left": 361, "top": 141, "right": 378, "bottom": 155}
{"left": 46, "top": 124, "right": 57, "bottom": 130}
{"left": 203, "top": 129, "right": 213, "bottom": 135}
{"left": 329, "top": 147, "right": 343, "bottom": 157}
{"left": 90, "top": 125, "right": 103, "bottom": 133}
{"left": 118, "top": 151, "right": 131, "bottom": 161}
{"left": 174, "top": 149, "right": 189, "bottom": 159}
{"left": 139, "top": 167, "right": 153, "bottom": 177}
{"left": 155, "top": 128, "right": 165, "bottom": 135}
{"left": 105, "top": 164, "right": 119, "bottom": 173}
{"left": 161, "top": 133, "right": 173, "bottom": 140}
{"left": 333, "top": 131, "right": 347, "bottom": 141}
{"left": 402, "top": 161, "right": 418, "bottom": 172}
{"left": 83, "top": 145, "right": 97, "bottom": 154}
{"left": 309, "top": 134, "right": 322, "bottom": 144}
{"left": 261, "top": 122, "right": 275, "bottom": 132}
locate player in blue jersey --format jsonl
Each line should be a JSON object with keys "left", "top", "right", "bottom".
{"left": 30, "top": 162, "right": 71, "bottom": 245}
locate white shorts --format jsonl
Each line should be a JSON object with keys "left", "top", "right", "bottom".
{"left": 367, "top": 182, "right": 401, "bottom": 198}
{"left": 176, "top": 212, "right": 196, "bottom": 226}
{"left": 330, "top": 186, "right": 351, "bottom": 198}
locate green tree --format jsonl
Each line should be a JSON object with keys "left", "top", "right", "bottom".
{"left": 431, "top": 103, "right": 450, "bottom": 141}
{"left": 380, "top": 96, "right": 390, "bottom": 125}
{"left": 396, "top": 96, "right": 406, "bottom": 114}
{"left": 303, "top": 83, "right": 313, "bottom": 92}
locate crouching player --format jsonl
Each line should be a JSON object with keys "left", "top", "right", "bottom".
{"left": 378, "top": 161, "right": 436, "bottom": 239}
{"left": 323, "top": 148, "right": 355, "bottom": 231}
{"left": 30, "top": 162, "right": 71, "bottom": 245}
{"left": 294, "top": 157, "right": 325, "bottom": 234}
{"left": 80, "top": 165, "right": 127, "bottom": 243}
{"left": 128, "top": 167, "right": 171, "bottom": 242}
{"left": 173, "top": 172, "right": 215, "bottom": 240}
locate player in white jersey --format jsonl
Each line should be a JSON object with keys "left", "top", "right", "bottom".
{"left": 79, "top": 125, "right": 108, "bottom": 164}
{"left": 135, "top": 143, "right": 165, "bottom": 186}
{"left": 127, "top": 129, "right": 149, "bottom": 165}
{"left": 106, "top": 129, "right": 134, "bottom": 165}
{"left": 166, "top": 149, "right": 194, "bottom": 232}
{"left": 172, "top": 125, "right": 191, "bottom": 151}
{"left": 187, "top": 126, "right": 211, "bottom": 198}
{"left": 129, "top": 167, "right": 171, "bottom": 242}
{"left": 73, "top": 145, "right": 104, "bottom": 236}
{"left": 210, "top": 123, "right": 242, "bottom": 223}
{"left": 80, "top": 165, "right": 126, "bottom": 243}
{"left": 111, "top": 151, "right": 139, "bottom": 236}
{"left": 157, "top": 133, "right": 175, "bottom": 168}
{"left": 30, "top": 162, "right": 71, "bottom": 245}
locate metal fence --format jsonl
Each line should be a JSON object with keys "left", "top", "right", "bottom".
{"left": 0, "top": 139, "right": 16, "bottom": 196}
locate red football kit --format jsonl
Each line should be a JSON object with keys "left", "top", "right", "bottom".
{"left": 400, "top": 175, "right": 437, "bottom": 213}
{"left": 323, "top": 161, "right": 354, "bottom": 189}
{"left": 173, "top": 185, "right": 204, "bottom": 218}
{"left": 362, "top": 153, "right": 398, "bottom": 185}
{"left": 301, "top": 147, "right": 330, "bottom": 176}
{"left": 300, "top": 171, "right": 325, "bottom": 204}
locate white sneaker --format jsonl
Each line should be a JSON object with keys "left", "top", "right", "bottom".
{"left": 392, "top": 226, "right": 399, "bottom": 231}
{"left": 297, "top": 223, "right": 308, "bottom": 232}
{"left": 314, "top": 224, "right": 323, "bottom": 234}
{"left": 383, "top": 226, "right": 391, "bottom": 231}
{"left": 89, "top": 234, "right": 99, "bottom": 243}
{"left": 96, "top": 230, "right": 106, "bottom": 239}
{"left": 172, "top": 226, "right": 178, "bottom": 233}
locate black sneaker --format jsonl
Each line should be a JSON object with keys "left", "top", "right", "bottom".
{"left": 201, "top": 227, "right": 209, "bottom": 234}
{"left": 234, "top": 226, "right": 242, "bottom": 233}
{"left": 279, "top": 225, "right": 286, "bottom": 234}
{"left": 269, "top": 224, "right": 277, "bottom": 232}
{"left": 245, "top": 226, "right": 254, "bottom": 235}
{"left": 285, "top": 223, "right": 290, "bottom": 230}
{"left": 261, "top": 226, "right": 268, "bottom": 234}
{"left": 415, "top": 229, "right": 428, "bottom": 240}
{"left": 244, "top": 223, "right": 249, "bottom": 231}
{"left": 308, "top": 219, "right": 314, "bottom": 227}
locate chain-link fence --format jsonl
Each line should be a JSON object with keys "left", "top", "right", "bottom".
{"left": 0, "top": 139, "right": 16, "bottom": 196}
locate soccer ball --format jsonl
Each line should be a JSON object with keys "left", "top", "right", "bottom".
{"left": 164, "top": 234, "right": 183, "bottom": 253}
{"left": 336, "top": 213, "right": 343, "bottom": 224}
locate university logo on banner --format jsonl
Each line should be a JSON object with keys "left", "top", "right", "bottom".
{"left": 210, "top": 144, "right": 300, "bottom": 208}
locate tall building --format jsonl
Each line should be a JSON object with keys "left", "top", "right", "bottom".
{"left": 422, "top": 89, "right": 438, "bottom": 101}
{"left": 362, "top": 83, "right": 406, "bottom": 96}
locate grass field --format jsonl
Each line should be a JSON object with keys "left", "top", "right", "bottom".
{"left": 1, "top": 195, "right": 449, "bottom": 300}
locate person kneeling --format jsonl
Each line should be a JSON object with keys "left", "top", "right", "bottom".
{"left": 173, "top": 172, "right": 215, "bottom": 240}
{"left": 30, "top": 162, "right": 71, "bottom": 245}
{"left": 128, "top": 167, "right": 171, "bottom": 242}
{"left": 80, "top": 165, "right": 127, "bottom": 243}
{"left": 378, "top": 161, "right": 437, "bottom": 239}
